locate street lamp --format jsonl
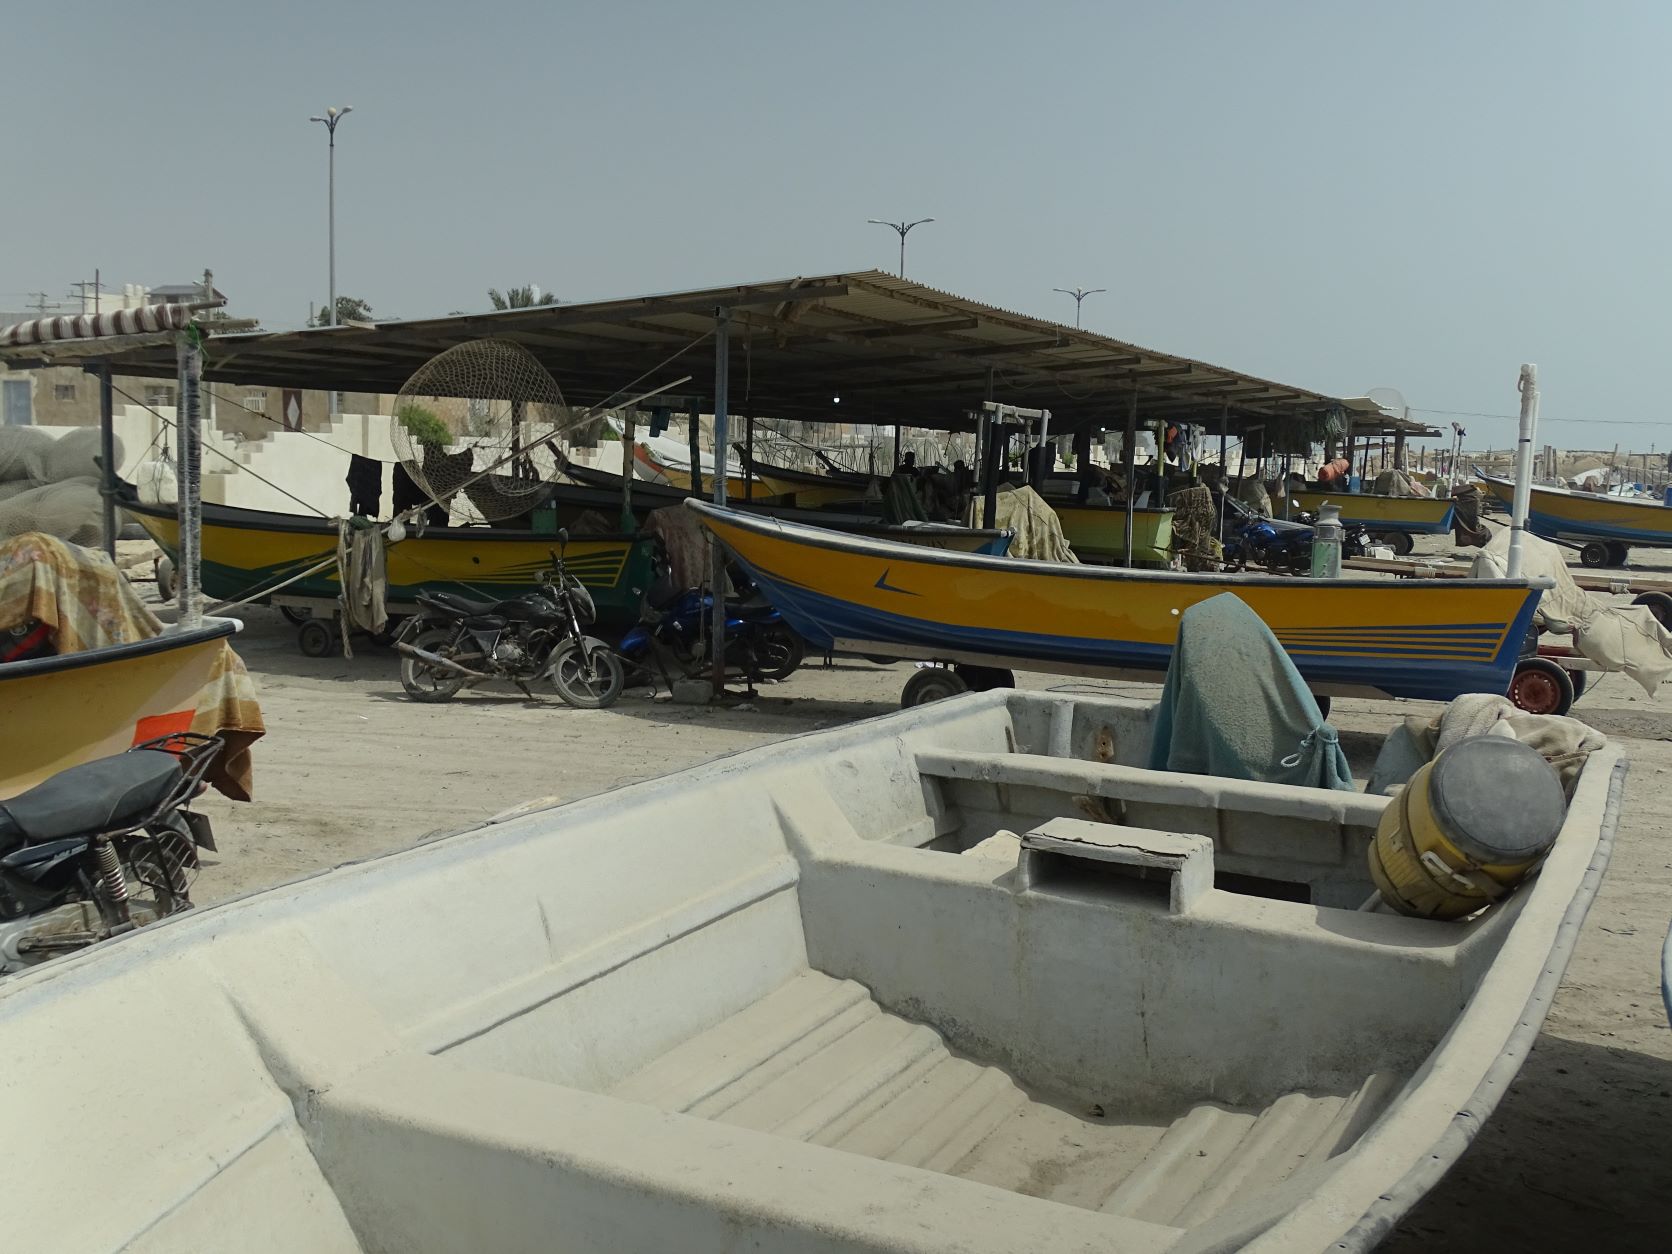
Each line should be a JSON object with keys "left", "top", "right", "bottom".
{"left": 868, "top": 218, "right": 934, "bottom": 278}
{"left": 1052, "top": 286, "right": 1106, "bottom": 328}
{"left": 309, "top": 105, "right": 351, "bottom": 414}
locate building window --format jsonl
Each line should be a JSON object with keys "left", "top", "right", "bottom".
{"left": 244, "top": 389, "right": 268, "bottom": 412}
{"left": 144, "top": 385, "right": 174, "bottom": 409}
{"left": 54, "top": 383, "right": 76, "bottom": 401}
{"left": 2, "top": 379, "right": 31, "bottom": 426}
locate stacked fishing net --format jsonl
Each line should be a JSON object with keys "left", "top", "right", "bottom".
{"left": 0, "top": 427, "right": 118, "bottom": 547}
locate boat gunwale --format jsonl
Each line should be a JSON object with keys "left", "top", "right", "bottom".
{"left": 0, "top": 617, "right": 237, "bottom": 681}
{"left": 686, "top": 499, "right": 1542, "bottom": 593}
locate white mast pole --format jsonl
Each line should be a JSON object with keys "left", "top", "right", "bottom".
{"left": 1506, "top": 364, "right": 1539, "bottom": 579}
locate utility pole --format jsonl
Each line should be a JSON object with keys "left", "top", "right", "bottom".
{"left": 310, "top": 104, "right": 353, "bottom": 416}
{"left": 26, "top": 292, "right": 50, "bottom": 315}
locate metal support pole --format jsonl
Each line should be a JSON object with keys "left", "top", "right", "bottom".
{"left": 1123, "top": 388, "right": 1138, "bottom": 567}
{"left": 980, "top": 423, "right": 1003, "bottom": 530}
{"left": 620, "top": 408, "right": 636, "bottom": 531}
{"left": 893, "top": 423, "right": 902, "bottom": 471}
{"left": 174, "top": 333, "right": 204, "bottom": 627}
{"left": 710, "top": 309, "right": 731, "bottom": 695}
{"left": 1217, "top": 403, "right": 1229, "bottom": 540}
{"left": 1073, "top": 427, "right": 1092, "bottom": 503}
{"left": 687, "top": 396, "right": 703, "bottom": 497}
{"left": 98, "top": 362, "right": 116, "bottom": 558}
{"left": 743, "top": 414, "right": 753, "bottom": 502}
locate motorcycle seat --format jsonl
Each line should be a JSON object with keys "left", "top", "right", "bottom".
{"left": 0, "top": 750, "right": 182, "bottom": 851}
{"left": 421, "top": 590, "right": 499, "bottom": 617}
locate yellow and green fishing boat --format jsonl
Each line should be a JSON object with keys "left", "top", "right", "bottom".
{"left": 688, "top": 500, "right": 1543, "bottom": 703}
{"left": 1050, "top": 504, "right": 1174, "bottom": 564}
{"left": 118, "top": 485, "right": 656, "bottom": 627}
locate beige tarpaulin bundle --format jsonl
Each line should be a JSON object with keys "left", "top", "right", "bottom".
{"left": 1368, "top": 692, "right": 1606, "bottom": 798}
{"left": 0, "top": 532, "right": 266, "bottom": 799}
{"left": 974, "top": 486, "right": 1078, "bottom": 563}
{"left": 1468, "top": 528, "right": 1672, "bottom": 695}
{"left": 1371, "top": 468, "right": 1432, "bottom": 498}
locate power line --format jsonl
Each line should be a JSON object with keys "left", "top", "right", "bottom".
{"left": 1410, "top": 406, "right": 1668, "bottom": 428}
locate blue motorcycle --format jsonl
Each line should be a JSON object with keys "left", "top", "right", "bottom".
{"left": 618, "top": 561, "right": 804, "bottom": 687}
{"left": 1219, "top": 496, "right": 1371, "bottom": 574}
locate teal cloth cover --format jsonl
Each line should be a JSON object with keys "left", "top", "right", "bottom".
{"left": 1147, "top": 592, "right": 1354, "bottom": 790}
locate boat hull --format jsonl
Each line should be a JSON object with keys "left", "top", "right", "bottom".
{"left": 121, "top": 491, "right": 656, "bottom": 625}
{"left": 1288, "top": 491, "right": 1455, "bottom": 535}
{"left": 0, "top": 620, "right": 237, "bottom": 797}
{"left": 689, "top": 502, "right": 1542, "bottom": 702}
{"left": 1481, "top": 475, "right": 1672, "bottom": 548}
{"left": 1050, "top": 504, "right": 1174, "bottom": 563}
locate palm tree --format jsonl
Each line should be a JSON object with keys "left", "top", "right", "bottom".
{"left": 487, "top": 285, "right": 557, "bottom": 310}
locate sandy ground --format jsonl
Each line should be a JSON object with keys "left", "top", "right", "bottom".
{"left": 133, "top": 536, "right": 1671, "bottom": 1250}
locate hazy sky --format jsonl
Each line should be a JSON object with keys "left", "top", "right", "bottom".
{"left": 7, "top": 1, "right": 1669, "bottom": 451}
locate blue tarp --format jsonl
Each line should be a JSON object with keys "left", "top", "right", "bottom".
{"left": 1147, "top": 592, "right": 1355, "bottom": 791}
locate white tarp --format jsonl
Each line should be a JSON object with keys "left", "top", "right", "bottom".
{"left": 1469, "top": 529, "right": 1672, "bottom": 695}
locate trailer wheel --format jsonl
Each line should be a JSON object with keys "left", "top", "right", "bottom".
{"left": 1311, "top": 694, "right": 1332, "bottom": 720}
{"left": 1633, "top": 591, "right": 1672, "bottom": 631}
{"left": 953, "top": 664, "right": 1015, "bottom": 692}
{"left": 1508, "top": 657, "right": 1575, "bottom": 716}
{"left": 1607, "top": 542, "right": 1631, "bottom": 567}
{"left": 1568, "top": 668, "right": 1588, "bottom": 701}
{"left": 279, "top": 605, "right": 311, "bottom": 625}
{"left": 297, "top": 619, "right": 336, "bottom": 658}
{"left": 154, "top": 556, "right": 175, "bottom": 602}
{"left": 1376, "top": 531, "right": 1415, "bottom": 557}
{"left": 1580, "top": 542, "right": 1614, "bottom": 568}
{"left": 900, "top": 666, "right": 971, "bottom": 708}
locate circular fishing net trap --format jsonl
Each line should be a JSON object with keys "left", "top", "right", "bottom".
{"left": 390, "top": 338, "right": 570, "bottom": 523}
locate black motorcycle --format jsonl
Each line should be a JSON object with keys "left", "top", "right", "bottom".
{"left": 1219, "top": 497, "right": 1373, "bottom": 574}
{"left": 394, "top": 533, "right": 625, "bottom": 708}
{"left": 0, "top": 733, "right": 222, "bottom": 973}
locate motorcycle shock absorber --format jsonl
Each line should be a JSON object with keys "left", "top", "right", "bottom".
{"left": 93, "top": 837, "right": 133, "bottom": 926}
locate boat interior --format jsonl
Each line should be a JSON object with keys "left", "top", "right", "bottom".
{"left": 0, "top": 690, "right": 1613, "bottom": 1253}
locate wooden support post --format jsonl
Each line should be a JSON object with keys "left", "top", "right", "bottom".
{"left": 1123, "top": 387, "right": 1138, "bottom": 567}
{"left": 687, "top": 396, "right": 704, "bottom": 497}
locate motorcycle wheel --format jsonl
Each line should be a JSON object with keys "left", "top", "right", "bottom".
{"left": 400, "top": 627, "right": 470, "bottom": 702}
{"left": 747, "top": 625, "right": 805, "bottom": 683}
{"left": 551, "top": 638, "right": 625, "bottom": 709}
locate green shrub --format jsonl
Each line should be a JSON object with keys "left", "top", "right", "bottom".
{"left": 397, "top": 403, "right": 450, "bottom": 450}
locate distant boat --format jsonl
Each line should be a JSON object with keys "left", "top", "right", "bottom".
{"left": 118, "top": 483, "right": 658, "bottom": 627}
{"left": 0, "top": 685, "right": 1622, "bottom": 1252}
{"left": 1286, "top": 491, "right": 1455, "bottom": 552}
{"left": 688, "top": 500, "right": 1543, "bottom": 703}
{"left": 1479, "top": 471, "right": 1672, "bottom": 567}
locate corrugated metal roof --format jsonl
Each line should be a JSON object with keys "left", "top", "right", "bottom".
{"left": 54, "top": 270, "right": 1365, "bottom": 433}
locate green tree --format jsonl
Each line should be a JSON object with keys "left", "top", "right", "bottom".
{"left": 488, "top": 285, "right": 557, "bottom": 310}
{"left": 311, "top": 295, "right": 374, "bottom": 326}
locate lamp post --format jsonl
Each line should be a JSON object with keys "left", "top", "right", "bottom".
{"left": 1052, "top": 286, "right": 1106, "bottom": 328}
{"left": 309, "top": 105, "right": 352, "bottom": 411}
{"left": 867, "top": 218, "right": 934, "bottom": 277}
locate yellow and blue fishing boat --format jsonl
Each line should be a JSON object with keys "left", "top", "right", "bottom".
{"left": 118, "top": 485, "right": 657, "bottom": 627}
{"left": 1287, "top": 491, "right": 1454, "bottom": 547}
{"left": 560, "top": 464, "right": 1012, "bottom": 555}
{"left": 1479, "top": 472, "right": 1672, "bottom": 565}
{"left": 688, "top": 501, "right": 1543, "bottom": 702}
